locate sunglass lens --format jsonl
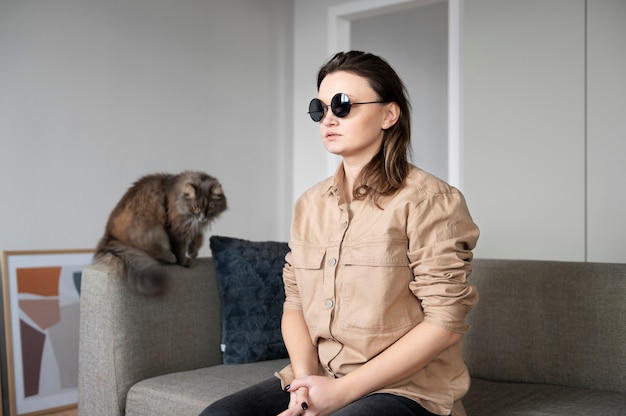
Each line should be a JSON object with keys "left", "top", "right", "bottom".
{"left": 308, "top": 99, "right": 325, "bottom": 122}
{"left": 331, "top": 93, "right": 351, "bottom": 117}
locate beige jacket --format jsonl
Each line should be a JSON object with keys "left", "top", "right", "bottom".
{"left": 278, "top": 164, "right": 479, "bottom": 416}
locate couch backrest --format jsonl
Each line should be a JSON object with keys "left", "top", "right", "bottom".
{"left": 463, "top": 259, "right": 626, "bottom": 394}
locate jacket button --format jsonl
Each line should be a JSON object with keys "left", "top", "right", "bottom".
{"left": 329, "top": 258, "right": 337, "bottom": 266}
{"left": 325, "top": 300, "right": 334, "bottom": 309}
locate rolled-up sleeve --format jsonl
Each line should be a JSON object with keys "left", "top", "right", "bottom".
{"left": 408, "top": 190, "right": 479, "bottom": 333}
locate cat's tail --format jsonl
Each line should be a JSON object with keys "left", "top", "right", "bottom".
{"left": 94, "top": 239, "right": 167, "bottom": 295}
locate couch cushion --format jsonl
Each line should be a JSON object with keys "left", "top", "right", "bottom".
{"left": 463, "top": 378, "right": 626, "bottom": 416}
{"left": 209, "top": 235, "right": 290, "bottom": 364}
{"left": 125, "top": 358, "right": 290, "bottom": 416}
{"left": 464, "top": 259, "right": 626, "bottom": 393}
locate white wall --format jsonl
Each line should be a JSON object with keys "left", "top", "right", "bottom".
{"left": 462, "top": 0, "right": 626, "bottom": 263}
{"left": 462, "top": 0, "right": 586, "bottom": 261}
{"left": 2, "top": 0, "right": 623, "bottom": 262}
{"left": 586, "top": 0, "right": 626, "bottom": 263}
{"left": 0, "top": 0, "right": 294, "bottom": 256}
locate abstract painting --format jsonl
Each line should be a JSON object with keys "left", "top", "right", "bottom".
{"left": 1, "top": 250, "right": 93, "bottom": 415}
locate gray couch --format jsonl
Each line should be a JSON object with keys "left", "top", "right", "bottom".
{"left": 79, "top": 257, "right": 626, "bottom": 415}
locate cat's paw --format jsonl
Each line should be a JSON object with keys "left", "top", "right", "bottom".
{"left": 159, "top": 251, "right": 177, "bottom": 264}
{"left": 179, "top": 257, "right": 192, "bottom": 267}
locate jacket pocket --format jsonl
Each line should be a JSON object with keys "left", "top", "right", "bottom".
{"left": 339, "top": 241, "right": 422, "bottom": 334}
{"left": 291, "top": 246, "right": 326, "bottom": 333}
{"left": 291, "top": 246, "right": 326, "bottom": 269}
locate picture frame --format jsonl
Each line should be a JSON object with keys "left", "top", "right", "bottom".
{"left": 1, "top": 249, "right": 94, "bottom": 415}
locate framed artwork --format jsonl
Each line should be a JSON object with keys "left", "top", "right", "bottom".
{"left": 1, "top": 249, "right": 94, "bottom": 415}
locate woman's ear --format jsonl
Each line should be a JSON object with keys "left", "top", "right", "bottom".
{"left": 382, "top": 102, "right": 400, "bottom": 130}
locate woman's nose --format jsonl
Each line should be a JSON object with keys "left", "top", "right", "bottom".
{"left": 321, "top": 110, "right": 338, "bottom": 125}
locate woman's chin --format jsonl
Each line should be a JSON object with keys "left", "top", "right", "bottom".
{"left": 323, "top": 143, "right": 344, "bottom": 156}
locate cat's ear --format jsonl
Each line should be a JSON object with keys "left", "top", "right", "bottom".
{"left": 211, "top": 183, "right": 224, "bottom": 196}
{"left": 184, "top": 183, "right": 197, "bottom": 199}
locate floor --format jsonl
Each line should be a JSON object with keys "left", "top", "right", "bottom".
{"left": 44, "top": 407, "right": 77, "bottom": 416}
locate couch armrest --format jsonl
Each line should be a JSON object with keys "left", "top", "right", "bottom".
{"left": 78, "top": 257, "right": 222, "bottom": 416}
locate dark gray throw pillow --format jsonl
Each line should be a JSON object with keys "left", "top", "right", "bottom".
{"left": 209, "top": 235, "right": 290, "bottom": 364}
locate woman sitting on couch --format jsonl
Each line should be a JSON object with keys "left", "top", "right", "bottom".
{"left": 200, "top": 50, "right": 479, "bottom": 416}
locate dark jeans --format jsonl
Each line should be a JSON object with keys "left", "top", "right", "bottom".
{"left": 199, "top": 377, "right": 441, "bottom": 416}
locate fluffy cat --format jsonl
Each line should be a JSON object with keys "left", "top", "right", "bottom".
{"left": 94, "top": 171, "right": 227, "bottom": 295}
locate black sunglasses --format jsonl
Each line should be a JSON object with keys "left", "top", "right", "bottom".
{"left": 308, "top": 92, "right": 386, "bottom": 122}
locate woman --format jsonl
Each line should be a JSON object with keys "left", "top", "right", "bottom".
{"left": 201, "top": 51, "right": 479, "bottom": 416}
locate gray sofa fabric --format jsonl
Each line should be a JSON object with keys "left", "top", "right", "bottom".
{"left": 79, "top": 257, "right": 626, "bottom": 415}
{"left": 126, "top": 359, "right": 288, "bottom": 416}
{"left": 463, "top": 259, "right": 626, "bottom": 415}
{"left": 464, "top": 378, "right": 626, "bottom": 416}
{"left": 79, "top": 258, "right": 224, "bottom": 415}
{"left": 464, "top": 260, "right": 626, "bottom": 393}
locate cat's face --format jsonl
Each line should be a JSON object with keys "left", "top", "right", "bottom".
{"left": 180, "top": 172, "right": 227, "bottom": 224}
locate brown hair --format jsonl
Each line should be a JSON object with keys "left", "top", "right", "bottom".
{"left": 317, "top": 51, "right": 412, "bottom": 205}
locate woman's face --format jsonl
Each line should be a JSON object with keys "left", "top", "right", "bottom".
{"left": 317, "top": 71, "right": 394, "bottom": 166}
